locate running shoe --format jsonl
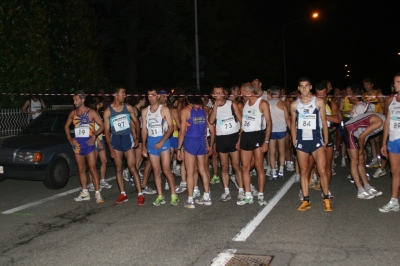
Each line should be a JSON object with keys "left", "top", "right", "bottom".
{"left": 219, "top": 192, "right": 232, "bottom": 202}
{"left": 210, "top": 175, "right": 220, "bottom": 184}
{"left": 193, "top": 189, "right": 201, "bottom": 199}
{"left": 263, "top": 160, "right": 268, "bottom": 169}
{"left": 250, "top": 184, "right": 259, "bottom": 196}
{"left": 258, "top": 195, "right": 267, "bottom": 206}
{"left": 195, "top": 196, "right": 212, "bottom": 206}
{"left": 123, "top": 168, "right": 130, "bottom": 181}
{"left": 313, "top": 181, "right": 321, "bottom": 191}
{"left": 170, "top": 194, "right": 179, "bottom": 206}
{"left": 129, "top": 177, "right": 135, "bottom": 187}
{"left": 95, "top": 192, "right": 104, "bottom": 204}
{"left": 250, "top": 169, "right": 257, "bottom": 176}
{"left": 341, "top": 158, "right": 346, "bottom": 167}
{"left": 298, "top": 190, "right": 303, "bottom": 201}
{"left": 230, "top": 174, "right": 239, "bottom": 189}
{"left": 115, "top": 194, "right": 128, "bottom": 204}
{"left": 298, "top": 201, "right": 311, "bottom": 211}
{"left": 357, "top": 189, "right": 374, "bottom": 199}
{"left": 237, "top": 197, "right": 254, "bottom": 205}
{"left": 278, "top": 172, "right": 284, "bottom": 179}
{"left": 379, "top": 201, "right": 400, "bottom": 213}
{"left": 137, "top": 195, "right": 145, "bottom": 205}
{"left": 100, "top": 179, "right": 112, "bottom": 189}
{"left": 373, "top": 168, "right": 386, "bottom": 179}
{"left": 367, "top": 187, "right": 382, "bottom": 197}
{"left": 286, "top": 162, "right": 295, "bottom": 172}
{"left": 153, "top": 195, "right": 166, "bottom": 206}
{"left": 74, "top": 191, "right": 90, "bottom": 202}
{"left": 184, "top": 201, "right": 195, "bottom": 209}
{"left": 87, "top": 183, "right": 95, "bottom": 192}
{"left": 265, "top": 168, "right": 271, "bottom": 177}
{"left": 139, "top": 168, "right": 144, "bottom": 177}
{"left": 142, "top": 186, "right": 157, "bottom": 194}
{"left": 164, "top": 182, "right": 170, "bottom": 190}
{"left": 238, "top": 191, "right": 245, "bottom": 201}
{"left": 366, "top": 158, "right": 379, "bottom": 168}
{"left": 269, "top": 174, "right": 278, "bottom": 181}
{"left": 293, "top": 173, "right": 300, "bottom": 183}
{"left": 323, "top": 199, "right": 332, "bottom": 212}
{"left": 331, "top": 169, "right": 336, "bottom": 176}
{"left": 175, "top": 186, "right": 186, "bottom": 193}
{"left": 334, "top": 150, "right": 340, "bottom": 158}
{"left": 172, "top": 167, "right": 181, "bottom": 176}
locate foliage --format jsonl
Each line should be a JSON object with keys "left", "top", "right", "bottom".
{"left": 0, "top": 0, "right": 107, "bottom": 108}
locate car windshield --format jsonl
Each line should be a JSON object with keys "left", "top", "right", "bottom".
{"left": 19, "top": 113, "right": 70, "bottom": 134}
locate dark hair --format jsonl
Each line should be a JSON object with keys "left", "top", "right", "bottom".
{"left": 166, "top": 95, "right": 178, "bottom": 109}
{"left": 90, "top": 96, "right": 104, "bottom": 110}
{"left": 352, "top": 86, "right": 363, "bottom": 101}
{"left": 185, "top": 87, "right": 203, "bottom": 105}
{"left": 230, "top": 85, "right": 240, "bottom": 93}
{"left": 298, "top": 77, "right": 311, "bottom": 84}
{"left": 148, "top": 88, "right": 161, "bottom": 95}
{"left": 363, "top": 78, "right": 373, "bottom": 84}
{"left": 113, "top": 87, "right": 124, "bottom": 94}
{"left": 394, "top": 73, "right": 400, "bottom": 78}
{"left": 315, "top": 82, "right": 326, "bottom": 91}
{"left": 74, "top": 90, "right": 86, "bottom": 99}
{"left": 129, "top": 96, "right": 145, "bottom": 106}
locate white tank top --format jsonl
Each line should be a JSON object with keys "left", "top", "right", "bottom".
{"left": 269, "top": 98, "right": 286, "bottom": 132}
{"left": 389, "top": 97, "right": 400, "bottom": 141}
{"left": 215, "top": 100, "right": 239, "bottom": 136}
{"left": 146, "top": 105, "right": 165, "bottom": 137}
{"left": 261, "top": 91, "right": 269, "bottom": 101}
{"left": 295, "top": 96, "right": 322, "bottom": 140}
{"left": 242, "top": 97, "right": 265, "bottom": 132}
{"left": 30, "top": 99, "right": 42, "bottom": 119}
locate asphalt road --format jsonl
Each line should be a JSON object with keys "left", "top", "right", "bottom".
{"left": 0, "top": 155, "right": 399, "bottom": 266}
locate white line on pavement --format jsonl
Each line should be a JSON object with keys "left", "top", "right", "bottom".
{"left": 1, "top": 176, "right": 116, "bottom": 214}
{"left": 232, "top": 174, "right": 295, "bottom": 241}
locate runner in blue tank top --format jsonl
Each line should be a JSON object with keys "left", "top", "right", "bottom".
{"left": 103, "top": 87, "right": 144, "bottom": 205}
{"left": 290, "top": 77, "right": 331, "bottom": 212}
{"left": 177, "top": 88, "right": 212, "bottom": 209}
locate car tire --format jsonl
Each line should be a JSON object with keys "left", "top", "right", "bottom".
{"left": 44, "top": 156, "right": 70, "bottom": 189}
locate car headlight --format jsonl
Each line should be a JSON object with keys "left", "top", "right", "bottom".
{"left": 15, "top": 152, "right": 44, "bottom": 163}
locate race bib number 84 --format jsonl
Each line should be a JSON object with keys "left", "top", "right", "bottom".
{"left": 298, "top": 114, "right": 316, "bottom": 130}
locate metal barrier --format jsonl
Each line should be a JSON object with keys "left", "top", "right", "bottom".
{"left": 0, "top": 109, "right": 29, "bottom": 137}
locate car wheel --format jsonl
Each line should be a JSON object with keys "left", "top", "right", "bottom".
{"left": 43, "top": 156, "right": 70, "bottom": 189}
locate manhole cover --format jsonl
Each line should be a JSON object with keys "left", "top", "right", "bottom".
{"left": 210, "top": 253, "right": 273, "bottom": 266}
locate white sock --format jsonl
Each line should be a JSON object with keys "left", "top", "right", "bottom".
{"left": 194, "top": 186, "right": 199, "bottom": 191}
{"left": 391, "top": 198, "right": 398, "bottom": 204}
{"left": 279, "top": 166, "right": 284, "bottom": 173}
{"left": 172, "top": 160, "right": 177, "bottom": 168}
{"left": 188, "top": 196, "right": 193, "bottom": 202}
{"left": 245, "top": 192, "right": 252, "bottom": 198}
{"left": 239, "top": 188, "right": 244, "bottom": 193}
{"left": 121, "top": 191, "right": 126, "bottom": 195}
{"left": 82, "top": 189, "right": 88, "bottom": 194}
{"left": 203, "top": 193, "right": 210, "bottom": 200}
{"left": 258, "top": 193, "right": 264, "bottom": 198}
{"left": 224, "top": 187, "right": 230, "bottom": 193}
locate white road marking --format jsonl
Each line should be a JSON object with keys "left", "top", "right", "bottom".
{"left": 2, "top": 176, "right": 116, "bottom": 214}
{"left": 232, "top": 174, "right": 295, "bottom": 241}
{"left": 210, "top": 249, "right": 237, "bottom": 266}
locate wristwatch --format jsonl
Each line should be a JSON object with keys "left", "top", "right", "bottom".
{"left": 264, "top": 140, "right": 269, "bottom": 144}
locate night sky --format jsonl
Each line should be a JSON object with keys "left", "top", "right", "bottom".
{"left": 247, "top": 0, "right": 400, "bottom": 93}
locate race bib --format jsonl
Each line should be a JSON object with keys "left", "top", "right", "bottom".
{"left": 111, "top": 114, "right": 129, "bottom": 132}
{"left": 219, "top": 116, "right": 236, "bottom": 133}
{"left": 242, "top": 115, "right": 255, "bottom": 131}
{"left": 390, "top": 116, "right": 400, "bottom": 130}
{"left": 298, "top": 114, "right": 316, "bottom": 130}
{"left": 75, "top": 125, "right": 90, "bottom": 138}
{"left": 148, "top": 122, "right": 163, "bottom": 137}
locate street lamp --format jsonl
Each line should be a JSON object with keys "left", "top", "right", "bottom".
{"left": 282, "top": 12, "right": 319, "bottom": 90}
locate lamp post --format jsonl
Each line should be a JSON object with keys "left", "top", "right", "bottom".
{"left": 282, "top": 12, "right": 319, "bottom": 90}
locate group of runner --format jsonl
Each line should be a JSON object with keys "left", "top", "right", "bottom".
{"left": 64, "top": 73, "right": 400, "bottom": 213}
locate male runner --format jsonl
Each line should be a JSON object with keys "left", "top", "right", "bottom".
{"left": 65, "top": 91, "right": 104, "bottom": 204}
{"left": 103, "top": 87, "right": 144, "bottom": 204}
{"left": 141, "top": 88, "right": 179, "bottom": 206}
